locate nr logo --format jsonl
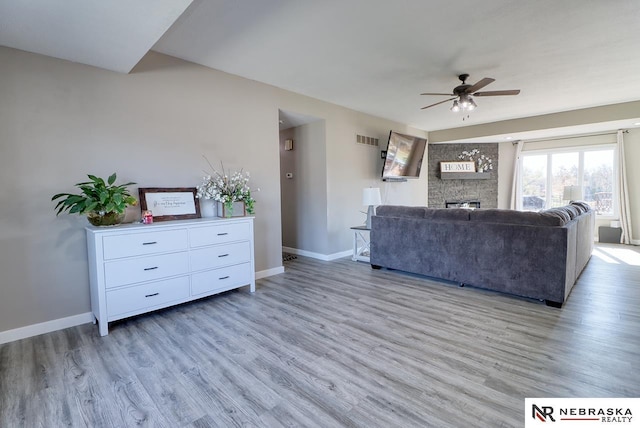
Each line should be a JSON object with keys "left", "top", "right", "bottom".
{"left": 533, "top": 404, "right": 556, "bottom": 422}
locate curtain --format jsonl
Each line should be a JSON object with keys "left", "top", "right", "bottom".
{"left": 617, "top": 130, "right": 633, "bottom": 244}
{"left": 509, "top": 140, "right": 524, "bottom": 210}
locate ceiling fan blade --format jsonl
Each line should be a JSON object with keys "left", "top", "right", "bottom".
{"left": 466, "top": 77, "right": 495, "bottom": 93}
{"left": 420, "top": 97, "right": 457, "bottom": 110}
{"left": 473, "top": 89, "right": 521, "bottom": 96}
{"left": 420, "top": 92, "right": 454, "bottom": 96}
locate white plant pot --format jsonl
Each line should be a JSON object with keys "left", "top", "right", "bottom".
{"left": 199, "top": 199, "right": 216, "bottom": 218}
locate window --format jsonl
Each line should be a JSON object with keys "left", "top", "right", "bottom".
{"left": 519, "top": 145, "right": 616, "bottom": 217}
{"left": 521, "top": 155, "right": 547, "bottom": 211}
{"left": 583, "top": 149, "right": 615, "bottom": 216}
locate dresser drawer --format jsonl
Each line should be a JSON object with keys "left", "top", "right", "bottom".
{"left": 106, "top": 276, "right": 190, "bottom": 318}
{"left": 103, "top": 229, "right": 188, "bottom": 260}
{"left": 189, "top": 222, "right": 250, "bottom": 247}
{"left": 190, "top": 241, "right": 250, "bottom": 272}
{"left": 191, "top": 263, "right": 251, "bottom": 296}
{"left": 104, "top": 252, "right": 189, "bottom": 288}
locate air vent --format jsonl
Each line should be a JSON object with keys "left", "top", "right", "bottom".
{"left": 356, "top": 134, "right": 379, "bottom": 147}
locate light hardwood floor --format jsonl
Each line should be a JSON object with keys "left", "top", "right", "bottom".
{"left": 1, "top": 244, "right": 639, "bottom": 427}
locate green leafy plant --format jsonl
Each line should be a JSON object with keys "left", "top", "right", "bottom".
{"left": 52, "top": 173, "right": 137, "bottom": 225}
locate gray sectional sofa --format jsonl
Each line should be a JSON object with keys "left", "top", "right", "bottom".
{"left": 370, "top": 202, "right": 595, "bottom": 307}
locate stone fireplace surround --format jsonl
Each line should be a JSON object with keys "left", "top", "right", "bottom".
{"left": 427, "top": 143, "right": 499, "bottom": 208}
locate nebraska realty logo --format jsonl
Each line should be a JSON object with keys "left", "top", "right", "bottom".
{"left": 525, "top": 398, "right": 639, "bottom": 427}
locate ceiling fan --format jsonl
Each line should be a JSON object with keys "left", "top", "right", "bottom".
{"left": 420, "top": 74, "right": 520, "bottom": 112}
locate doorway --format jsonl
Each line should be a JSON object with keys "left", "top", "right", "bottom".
{"left": 278, "top": 109, "right": 326, "bottom": 260}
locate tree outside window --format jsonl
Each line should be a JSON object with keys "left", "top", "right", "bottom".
{"left": 520, "top": 146, "right": 616, "bottom": 216}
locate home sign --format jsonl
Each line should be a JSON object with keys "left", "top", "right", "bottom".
{"left": 440, "top": 161, "right": 476, "bottom": 172}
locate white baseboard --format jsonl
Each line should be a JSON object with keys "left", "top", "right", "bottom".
{"left": 0, "top": 266, "right": 288, "bottom": 345}
{"left": 327, "top": 249, "right": 353, "bottom": 260}
{"left": 283, "top": 246, "right": 351, "bottom": 261}
{"left": 256, "top": 266, "right": 285, "bottom": 279}
{"left": 0, "top": 260, "right": 334, "bottom": 345}
{"left": 0, "top": 312, "right": 94, "bottom": 345}
{"left": 596, "top": 238, "right": 640, "bottom": 246}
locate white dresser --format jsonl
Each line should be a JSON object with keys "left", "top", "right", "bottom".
{"left": 86, "top": 217, "right": 255, "bottom": 336}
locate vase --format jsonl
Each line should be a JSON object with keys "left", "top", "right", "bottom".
{"left": 87, "top": 211, "right": 125, "bottom": 227}
{"left": 199, "top": 199, "right": 216, "bottom": 218}
{"left": 216, "top": 201, "right": 246, "bottom": 218}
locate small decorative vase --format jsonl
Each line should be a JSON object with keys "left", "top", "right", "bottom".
{"left": 199, "top": 199, "right": 216, "bottom": 218}
{"left": 87, "top": 211, "right": 125, "bottom": 227}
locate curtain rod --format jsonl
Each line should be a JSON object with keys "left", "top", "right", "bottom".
{"left": 516, "top": 129, "right": 628, "bottom": 144}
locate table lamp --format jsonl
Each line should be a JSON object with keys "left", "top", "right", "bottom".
{"left": 563, "top": 185, "right": 583, "bottom": 202}
{"left": 363, "top": 187, "right": 382, "bottom": 229}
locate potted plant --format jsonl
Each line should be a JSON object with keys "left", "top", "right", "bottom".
{"left": 52, "top": 173, "right": 137, "bottom": 226}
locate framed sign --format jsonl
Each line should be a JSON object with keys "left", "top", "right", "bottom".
{"left": 440, "top": 161, "right": 476, "bottom": 173}
{"left": 138, "top": 187, "right": 201, "bottom": 222}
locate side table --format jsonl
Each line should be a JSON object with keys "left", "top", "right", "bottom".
{"left": 350, "top": 226, "right": 371, "bottom": 263}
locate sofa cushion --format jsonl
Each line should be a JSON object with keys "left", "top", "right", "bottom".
{"left": 571, "top": 201, "right": 591, "bottom": 213}
{"left": 470, "top": 209, "right": 566, "bottom": 227}
{"left": 376, "top": 205, "right": 427, "bottom": 218}
{"left": 377, "top": 206, "right": 471, "bottom": 221}
{"left": 541, "top": 207, "right": 571, "bottom": 224}
{"left": 425, "top": 208, "right": 471, "bottom": 221}
{"left": 563, "top": 205, "right": 581, "bottom": 219}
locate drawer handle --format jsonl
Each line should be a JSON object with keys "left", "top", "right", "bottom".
{"left": 217, "top": 232, "right": 229, "bottom": 236}
{"left": 219, "top": 276, "right": 230, "bottom": 280}
{"left": 142, "top": 241, "right": 157, "bottom": 245}
{"left": 144, "top": 266, "right": 158, "bottom": 271}
{"left": 218, "top": 254, "right": 229, "bottom": 258}
{"left": 145, "top": 292, "right": 159, "bottom": 298}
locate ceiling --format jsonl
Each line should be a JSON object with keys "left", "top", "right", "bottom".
{"left": 2, "top": 0, "right": 640, "bottom": 135}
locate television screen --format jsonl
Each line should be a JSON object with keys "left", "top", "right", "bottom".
{"left": 381, "top": 131, "right": 427, "bottom": 179}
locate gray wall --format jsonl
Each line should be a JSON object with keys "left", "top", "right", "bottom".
{"left": 428, "top": 143, "right": 499, "bottom": 208}
{"left": 0, "top": 46, "right": 425, "bottom": 334}
{"left": 279, "top": 121, "right": 328, "bottom": 254}
{"left": 280, "top": 127, "right": 297, "bottom": 248}
{"left": 0, "top": 48, "right": 280, "bottom": 332}
{"left": 4, "top": 43, "right": 636, "bottom": 336}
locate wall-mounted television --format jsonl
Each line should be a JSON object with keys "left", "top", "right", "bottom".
{"left": 381, "top": 131, "right": 427, "bottom": 180}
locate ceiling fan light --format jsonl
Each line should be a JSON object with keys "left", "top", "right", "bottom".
{"left": 468, "top": 98, "right": 477, "bottom": 110}
{"left": 451, "top": 100, "right": 460, "bottom": 112}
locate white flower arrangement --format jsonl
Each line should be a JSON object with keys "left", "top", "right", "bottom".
{"left": 457, "top": 148, "right": 493, "bottom": 173}
{"left": 197, "top": 158, "right": 256, "bottom": 215}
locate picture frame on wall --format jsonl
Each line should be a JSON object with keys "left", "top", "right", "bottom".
{"left": 138, "top": 187, "right": 201, "bottom": 222}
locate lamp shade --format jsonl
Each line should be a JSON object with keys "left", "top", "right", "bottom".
{"left": 562, "top": 185, "right": 583, "bottom": 201}
{"left": 362, "top": 187, "right": 382, "bottom": 206}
